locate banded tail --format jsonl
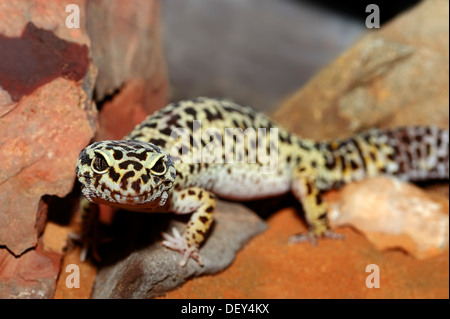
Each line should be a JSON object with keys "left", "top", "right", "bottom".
{"left": 316, "top": 126, "right": 449, "bottom": 189}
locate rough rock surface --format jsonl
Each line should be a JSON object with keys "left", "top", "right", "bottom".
{"left": 0, "top": 0, "right": 167, "bottom": 299}
{"left": 0, "top": 77, "right": 95, "bottom": 255}
{"left": 328, "top": 177, "right": 449, "bottom": 259}
{"left": 91, "top": 201, "right": 267, "bottom": 299}
{"left": 272, "top": 0, "right": 449, "bottom": 140}
{"left": 0, "top": 243, "right": 61, "bottom": 299}
{"left": 0, "top": 0, "right": 96, "bottom": 299}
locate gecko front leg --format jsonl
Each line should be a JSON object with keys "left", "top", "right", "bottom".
{"left": 162, "top": 187, "right": 215, "bottom": 267}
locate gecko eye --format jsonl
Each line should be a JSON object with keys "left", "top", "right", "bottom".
{"left": 150, "top": 157, "right": 167, "bottom": 175}
{"left": 92, "top": 153, "right": 110, "bottom": 173}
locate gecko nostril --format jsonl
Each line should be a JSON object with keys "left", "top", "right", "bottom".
{"left": 131, "top": 180, "right": 141, "bottom": 193}
{"left": 119, "top": 171, "right": 135, "bottom": 190}
{"left": 141, "top": 173, "right": 150, "bottom": 184}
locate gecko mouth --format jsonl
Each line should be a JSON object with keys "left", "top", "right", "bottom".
{"left": 109, "top": 191, "right": 154, "bottom": 204}
{"left": 108, "top": 181, "right": 170, "bottom": 202}
{"left": 81, "top": 184, "right": 153, "bottom": 204}
{"left": 108, "top": 190, "right": 168, "bottom": 207}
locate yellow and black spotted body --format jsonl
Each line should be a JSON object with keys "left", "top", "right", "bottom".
{"left": 76, "top": 97, "right": 449, "bottom": 266}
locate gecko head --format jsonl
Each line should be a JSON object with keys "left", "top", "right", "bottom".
{"left": 76, "top": 140, "right": 176, "bottom": 207}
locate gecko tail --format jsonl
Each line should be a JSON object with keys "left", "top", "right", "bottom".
{"left": 382, "top": 126, "right": 449, "bottom": 182}
{"left": 316, "top": 126, "right": 449, "bottom": 187}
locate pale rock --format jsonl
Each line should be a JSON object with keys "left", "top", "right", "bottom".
{"left": 328, "top": 177, "right": 449, "bottom": 259}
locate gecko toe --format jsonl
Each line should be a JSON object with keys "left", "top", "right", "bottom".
{"left": 161, "top": 228, "right": 203, "bottom": 267}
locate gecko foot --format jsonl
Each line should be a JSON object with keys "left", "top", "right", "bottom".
{"left": 161, "top": 227, "right": 204, "bottom": 267}
{"left": 289, "top": 229, "right": 345, "bottom": 246}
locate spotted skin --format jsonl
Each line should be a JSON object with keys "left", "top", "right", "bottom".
{"left": 76, "top": 97, "right": 449, "bottom": 266}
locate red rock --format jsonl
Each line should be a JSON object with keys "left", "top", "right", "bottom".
{"left": 0, "top": 242, "right": 62, "bottom": 299}
{"left": 328, "top": 177, "right": 449, "bottom": 259}
{"left": 0, "top": 0, "right": 168, "bottom": 299}
{"left": 0, "top": 0, "right": 93, "bottom": 299}
{"left": 0, "top": 22, "right": 89, "bottom": 102}
{"left": 0, "top": 78, "right": 96, "bottom": 255}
